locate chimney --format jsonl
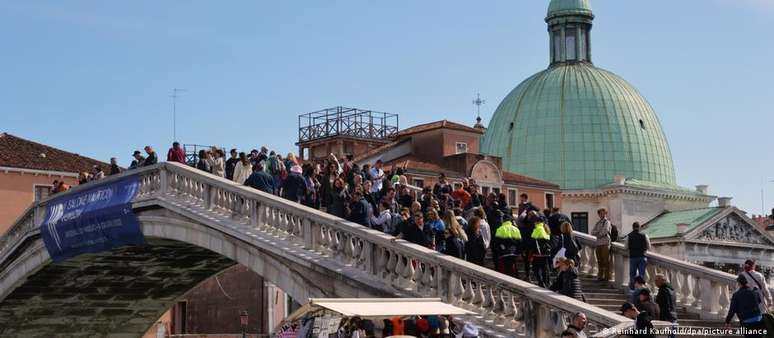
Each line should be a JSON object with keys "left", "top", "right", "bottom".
{"left": 718, "top": 197, "right": 732, "bottom": 208}
{"left": 695, "top": 185, "right": 708, "bottom": 195}
{"left": 614, "top": 175, "right": 626, "bottom": 185}
{"left": 676, "top": 223, "right": 689, "bottom": 235}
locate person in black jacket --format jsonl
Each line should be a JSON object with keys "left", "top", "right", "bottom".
{"left": 547, "top": 207, "right": 572, "bottom": 239}
{"left": 281, "top": 166, "right": 307, "bottom": 203}
{"left": 654, "top": 274, "right": 677, "bottom": 323}
{"left": 627, "top": 222, "right": 651, "bottom": 290}
{"left": 401, "top": 213, "right": 432, "bottom": 248}
{"left": 636, "top": 289, "right": 660, "bottom": 321}
{"left": 327, "top": 178, "right": 350, "bottom": 219}
{"left": 348, "top": 190, "right": 372, "bottom": 228}
{"left": 549, "top": 257, "right": 585, "bottom": 301}
{"left": 442, "top": 227, "right": 465, "bottom": 259}
{"left": 143, "top": 146, "right": 158, "bottom": 166}
{"left": 244, "top": 163, "right": 274, "bottom": 193}
{"left": 225, "top": 149, "right": 239, "bottom": 180}
{"left": 725, "top": 275, "right": 765, "bottom": 338}
{"left": 552, "top": 221, "right": 582, "bottom": 267}
{"left": 621, "top": 302, "right": 654, "bottom": 338}
{"left": 465, "top": 216, "right": 487, "bottom": 266}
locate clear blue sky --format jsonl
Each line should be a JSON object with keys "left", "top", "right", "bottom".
{"left": 1, "top": 0, "right": 772, "bottom": 214}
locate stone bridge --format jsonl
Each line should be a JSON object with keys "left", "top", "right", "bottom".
{"left": 0, "top": 163, "right": 752, "bottom": 337}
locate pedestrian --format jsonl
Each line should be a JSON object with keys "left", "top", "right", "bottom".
{"left": 426, "top": 208, "right": 445, "bottom": 252}
{"left": 225, "top": 149, "right": 239, "bottom": 180}
{"left": 442, "top": 209, "right": 468, "bottom": 242}
{"left": 591, "top": 208, "right": 612, "bottom": 281}
{"left": 654, "top": 274, "right": 678, "bottom": 324}
{"left": 465, "top": 216, "right": 487, "bottom": 266}
{"left": 565, "top": 312, "right": 588, "bottom": 338}
{"left": 549, "top": 257, "right": 585, "bottom": 301}
{"left": 109, "top": 157, "right": 121, "bottom": 175}
{"left": 232, "top": 152, "right": 252, "bottom": 185}
{"left": 281, "top": 165, "right": 307, "bottom": 203}
{"left": 627, "top": 222, "right": 651, "bottom": 290}
{"left": 529, "top": 213, "right": 552, "bottom": 287}
{"left": 348, "top": 190, "right": 372, "bottom": 228}
{"left": 492, "top": 216, "right": 522, "bottom": 278}
{"left": 451, "top": 183, "right": 471, "bottom": 209}
{"left": 244, "top": 163, "right": 274, "bottom": 194}
{"left": 301, "top": 164, "right": 320, "bottom": 209}
{"left": 442, "top": 225, "right": 466, "bottom": 259}
{"left": 620, "top": 303, "right": 654, "bottom": 338}
{"left": 516, "top": 193, "right": 538, "bottom": 217}
{"left": 547, "top": 207, "right": 571, "bottom": 239}
{"left": 630, "top": 276, "right": 649, "bottom": 309}
{"left": 196, "top": 150, "right": 211, "bottom": 173}
{"left": 78, "top": 172, "right": 91, "bottom": 184}
{"left": 725, "top": 275, "right": 766, "bottom": 338}
{"left": 401, "top": 212, "right": 432, "bottom": 248}
{"left": 553, "top": 221, "right": 582, "bottom": 268}
{"left": 211, "top": 149, "right": 225, "bottom": 177}
{"left": 636, "top": 289, "right": 660, "bottom": 320}
{"left": 369, "top": 160, "right": 385, "bottom": 195}
{"left": 143, "top": 146, "right": 158, "bottom": 166}
{"left": 129, "top": 150, "right": 145, "bottom": 169}
{"left": 370, "top": 201, "right": 393, "bottom": 233}
{"left": 166, "top": 142, "right": 186, "bottom": 164}
{"left": 91, "top": 165, "right": 104, "bottom": 181}
{"left": 739, "top": 259, "right": 772, "bottom": 314}
{"left": 471, "top": 207, "right": 492, "bottom": 249}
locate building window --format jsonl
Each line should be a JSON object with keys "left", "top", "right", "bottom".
{"left": 492, "top": 187, "right": 501, "bottom": 196}
{"left": 565, "top": 27, "right": 577, "bottom": 60}
{"left": 413, "top": 178, "right": 425, "bottom": 188}
{"left": 545, "top": 193, "right": 555, "bottom": 209}
{"left": 571, "top": 212, "right": 589, "bottom": 234}
{"left": 455, "top": 142, "right": 468, "bottom": 154}
{"left": 482, "top": 186, "right": 490, "bottom": 196}
{"left": 34, "top": 185, "right": 52, "bottom": 202}
{"left": 553, "top": 31, "right": 562, "bottom": 62}
{"left": 508, "top": 189, "right": 518, "bottom": 206}
{"left": 639, "top": 119, "right": 646, "bottom": 130}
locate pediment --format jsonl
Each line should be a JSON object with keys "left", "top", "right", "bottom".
{"left": 688, "top": 212, "right": 774, "bottom": 247}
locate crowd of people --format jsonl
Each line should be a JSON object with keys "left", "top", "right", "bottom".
{"left": 53, "top": 141, "right": 774, "bottom": 337}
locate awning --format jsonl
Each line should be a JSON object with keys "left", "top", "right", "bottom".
{"left": 284, "top": 298, "right": 473, "bottom": 323}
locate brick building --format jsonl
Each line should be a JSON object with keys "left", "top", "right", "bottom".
{"left": 0, "top": 133, "right": 109, "bottom": 230}
{"left": 354, "top": 119, "right": 562, "bottom": 211}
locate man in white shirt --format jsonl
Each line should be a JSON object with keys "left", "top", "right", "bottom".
{"left": 739, "top": 259, "right": 772, "bottom": 313}
{"left": 369, "top": 160, "right": 385, "bottom": 194}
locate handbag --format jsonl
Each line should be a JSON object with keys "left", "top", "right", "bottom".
{"left": 553, "top": 235, "right": 567, "bottom": 267}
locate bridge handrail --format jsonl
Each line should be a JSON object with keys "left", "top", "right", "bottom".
{"left": 574, "top": 231, "right": 771, "bottom": 321}
{"left": 1, "top": 163, "right": 636, "bottom": 337}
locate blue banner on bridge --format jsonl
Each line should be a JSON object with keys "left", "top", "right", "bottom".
{"left": 40, "top": 175, "right": 145, "bottom": 262}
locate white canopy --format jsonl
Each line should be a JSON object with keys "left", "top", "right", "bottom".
{"left": 285, "top": 298, "right": 473, "bottom": 322}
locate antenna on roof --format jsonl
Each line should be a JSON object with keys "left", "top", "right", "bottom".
{"left": 170, "top": 88, "right": 187, "bottom": 142}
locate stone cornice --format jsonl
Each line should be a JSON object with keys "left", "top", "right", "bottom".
{"left": 561, "top": 185, "right": 716, "bottom": 202}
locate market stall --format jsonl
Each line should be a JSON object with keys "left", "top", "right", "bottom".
{"left": 273, "top": 298, "right": 475, "bottom": 338}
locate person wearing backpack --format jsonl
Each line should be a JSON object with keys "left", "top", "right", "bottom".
{"left": 739, "top": 259, "right": 773, "bottom": 314}
{"left": 591, "top": 208, "right": 612, "bottom": 281}
{"left": 627, "top": 222, "right": 651, "bottom": 290}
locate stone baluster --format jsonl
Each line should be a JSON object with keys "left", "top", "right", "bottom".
{"left": 484, "top": 286, "right": 497, "bottom": 319}
{"left": 718, "top": 282, "right": 732, "bottom": 319}
{"left": 472, "top": 280, "right": 485, "bottom": 310}
{"left": 401, "top": 255, "right": 416, "bottom": 289}
{"left": 588, "top": 247, "right": 598, "bottom": 277}
{"left": 580, "top": 246, "right": 592, "bottom": 276}
{"left": 461, "top": 278, "right": 475, "bottom": 309}
{"left": 692, "top": 276, "right": 703, "bottom": 312}
{"left": 672, "top": 270, "right": 683, "bottom": 304}
{"left": 386, "top": 250, "right": 398, "bottom": 282}
{"left": 393, "top": 254, "right": 406, "bottom": 287}
{"left": 613, "top": 249, "right": 628, "bottom": 289}
{"left": 700, "top": 279, "right": 721, "bottom": 319}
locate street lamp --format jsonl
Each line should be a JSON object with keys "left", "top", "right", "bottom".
{"left": 240, "top": 310, "right": 248, "bottom": 338}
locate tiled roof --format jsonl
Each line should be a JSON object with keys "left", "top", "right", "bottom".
{"left": 641, "top": 207, "right": 725, "bottom": 239}
{"left": 352, "top": 138, "right": 408, "bottom": 163}
{"left": 0, "top": 133, "right": 110, "bottom": 174}
{"left": 397, "top": 120, "right": 483, "bottom": 137}
{"left": 383, "top": 156, "right": 465, "bottom": 178}
{"left": 502, "top": 171, "right": 560, "bottom": 189}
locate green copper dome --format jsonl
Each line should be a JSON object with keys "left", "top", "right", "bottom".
{"left": 481, "top": 1, "right": 677, "bottom": 190}
{"left": 547, "top": 0, "right": 593, "bottom": 19}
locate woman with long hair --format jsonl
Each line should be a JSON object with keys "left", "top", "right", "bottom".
{"left": 549, "top": 257, "right": 585, "bottom": 301}
{"left": 442, "top": 209, "right": 468, "bottom": 242}
{"left": 464, "top": 216, "right": 486, "bottom": 266}
{"left": 327, "top": 177, "right": 349, "bottom": 219}
{"left": 232, "top": 152, "right": 252, "bottom": 184}
{"left": 425, "top": 208, "right": 445, "bottom": 252}
{"left": 196, "top": 150, "right": 211, "bottom": 173}
{"left": 211, "top": 149, "right": 226, "bottom": 177}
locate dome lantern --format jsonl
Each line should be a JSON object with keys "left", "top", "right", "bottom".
{"left": 546, "top": 0, "right": 594, "bottom": 65}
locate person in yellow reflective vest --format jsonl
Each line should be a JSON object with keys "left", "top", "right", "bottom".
{"left": 492, "top": 215, "right": 523, "bottom": 278}
{"left": 524, "top": 211, "right": 553, "bottom": 287}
